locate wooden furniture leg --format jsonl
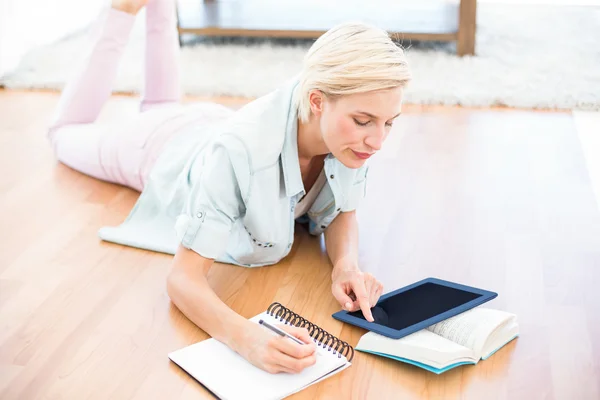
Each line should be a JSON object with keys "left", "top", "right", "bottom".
{"left": 176, "top": 4, "right": 182, "bottom": 47}
{"left": 457, "top": 0, "right": 477, "bottom": 56}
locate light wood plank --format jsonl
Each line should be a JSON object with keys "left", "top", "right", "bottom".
{"left": 1, "top": 89, "right": 599, "bottom": 399}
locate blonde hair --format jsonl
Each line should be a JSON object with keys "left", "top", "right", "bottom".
{"left": 294, "top": 21, "right": 411, "bottom": 123}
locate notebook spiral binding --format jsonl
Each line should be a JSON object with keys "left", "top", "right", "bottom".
{"left": 267, "top": 302, "right": 355, "bottom": 362}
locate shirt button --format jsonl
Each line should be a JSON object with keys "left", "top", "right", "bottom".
{"left": 197, "top": 212, "right": 203, "bottom": 218}
{"left": 336, "top": 208, "right": 341, "bottom": 212}
{"left": 330, "top": 174, "right": 334, "bottom": 179}
{"left": 321, "top": 225, "right": 326, "bottom": 229}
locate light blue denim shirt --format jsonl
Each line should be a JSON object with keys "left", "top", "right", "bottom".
{"left": 98, "top": 77, "right": 369, "bottom": 267}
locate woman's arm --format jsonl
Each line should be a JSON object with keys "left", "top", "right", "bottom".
{"left": 166, "top": 245, "right": 248, "bottom": 347}
{"left": 324, "top": 210, "right": 359, "bottom": 270}
{"left": 324, "top": 211, "right": 383, "bottom": 322}
{"left": 166, "top": 245, "right": 317, "bottom": 374}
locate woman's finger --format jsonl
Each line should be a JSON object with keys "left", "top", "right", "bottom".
{"left": 351, "top": 274, "right": 374, "bottom": 322}
{"left": 370, "top": 282, "right": 383, "bottom": 307}
{"left": 273, "top": 350, "right": 317, "bottom": 373}
{"left": 273, "top": 363, "right": 300, "bottom": 374}
{"left": 270, "top": 329, "right": 316, "bottom": 359}
{"left": 364, "top": 274, "right": 375, "bottom": 297}
{"left": 279, "top": 325, "right": 315, "bottom": 346}
{"left": 332, "top": 284, "right": 355, "bottom": 311}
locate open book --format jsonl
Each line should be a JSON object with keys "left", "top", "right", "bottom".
{"left": 355, "top": 307, "right": 519, "bottom": 374}
{"left": 168, "top": 304, "right": 352, "bottom": 400}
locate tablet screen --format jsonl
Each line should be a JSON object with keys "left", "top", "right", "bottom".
{"left": 349, "top": 282, "right": 482, "bottom": 330}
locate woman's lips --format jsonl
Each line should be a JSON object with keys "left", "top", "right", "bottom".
{"left": 352, "top": 150, "right": 373, "bottom": 159}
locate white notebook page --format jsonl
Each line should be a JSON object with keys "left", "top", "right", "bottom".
{"left": 168, "top": 311, "right": 350, "bottom": 400}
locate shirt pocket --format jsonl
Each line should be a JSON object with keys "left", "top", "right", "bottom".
{"left": 243, "top": 224, "right": 276, "bottom": 250}
{"left": 227, "top": 221, "right": 283, "bottom": 267}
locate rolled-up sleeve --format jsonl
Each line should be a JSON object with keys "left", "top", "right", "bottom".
{"left": 341, "top": 165, "right": 369, "bottom": 212}
{"left": 175, "top": 142, "right": 247, "bottom": 259}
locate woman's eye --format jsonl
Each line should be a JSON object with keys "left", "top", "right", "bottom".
{"left": 353, "top": 118, "right": 370, "bottom": 126}
{"left": 385, "top": 121, "right": 394, "bottom": 127}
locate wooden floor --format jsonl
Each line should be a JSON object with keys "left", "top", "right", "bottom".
{"left": 0, "top": 89, "right": 599, "bottom": 399}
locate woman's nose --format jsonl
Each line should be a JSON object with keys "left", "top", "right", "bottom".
{"left": 364, "top": 127, "right": 386, "bottom": 151}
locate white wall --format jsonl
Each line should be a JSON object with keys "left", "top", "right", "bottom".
{"left": 0, "top": 0, "right": 104, "bottom": 76}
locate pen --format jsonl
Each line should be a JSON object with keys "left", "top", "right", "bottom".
{"left": 258, "top": 319, "right": 306, "bottom": 345}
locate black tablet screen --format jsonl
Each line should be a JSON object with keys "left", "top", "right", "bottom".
{"left": 348, "top": 282, "right": 482, "bottom": 330}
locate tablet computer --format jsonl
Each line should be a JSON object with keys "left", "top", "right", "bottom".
{"left": 332, "top": 277, "right": 498, "bottom": 339}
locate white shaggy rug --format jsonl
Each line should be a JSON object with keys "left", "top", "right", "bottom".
{"left": 1, "top": 3, "right": 599, "bottom": 110}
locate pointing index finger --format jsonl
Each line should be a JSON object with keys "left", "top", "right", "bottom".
{"left": 352, "top": 276, "right": 374, "bottom": 322}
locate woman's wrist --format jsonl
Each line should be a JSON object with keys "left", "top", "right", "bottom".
{"left": 226, "top": 318, "right": 255, "bottom": 354}
{"left": 332, "top": 258, "right": 360, "bottom": 280}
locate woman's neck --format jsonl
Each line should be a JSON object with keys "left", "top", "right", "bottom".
{"left": 296, "top": 116, "right": 329, "bottom": 163}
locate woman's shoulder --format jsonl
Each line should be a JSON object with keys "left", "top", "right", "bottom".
{"left": 216, "top": 78, "right": 299, "bottom": 172}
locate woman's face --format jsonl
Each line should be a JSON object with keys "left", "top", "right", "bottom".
{"left": 316, "top": 87, "right": 404, "bottom": 169}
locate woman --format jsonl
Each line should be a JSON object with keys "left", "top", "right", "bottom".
{"left": 47, "top": 0, "right": 411, "bottom": 374}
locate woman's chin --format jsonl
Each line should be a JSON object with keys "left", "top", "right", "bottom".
{"left": 336, "top": 151, "right": 367, "bottom": 169}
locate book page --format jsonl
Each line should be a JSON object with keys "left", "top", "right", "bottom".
{"left": 481, "top": 320, "right": 519, "bottom": 359}
{"left": 168, "top": 311, "right": 349, "bottom": 400}
{"left": 356, "top": 329, "right": 475, "bottom": 368}
{"left": 426, "top": 308, "right": 515, "bottom": 356}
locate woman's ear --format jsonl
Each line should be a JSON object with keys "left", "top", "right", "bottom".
{"left": 308, "top": 90, "right": 325, "bottom": 117}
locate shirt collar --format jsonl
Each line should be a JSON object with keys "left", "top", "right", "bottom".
{"left": 281, "top": 120, "right": 341, "bottom": 203}
{"left": 281, "top": 103, "right": 305, "bottom": 198}
{"left": 280, "top": 78, "right": 341, "bottom": 199}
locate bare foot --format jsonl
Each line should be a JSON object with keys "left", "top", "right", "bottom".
{"left": 112, "top": 0, "right": 149, "bottom": 15}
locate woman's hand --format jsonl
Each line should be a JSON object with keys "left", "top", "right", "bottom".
{"left": 233, "top": 321, "right": 317, "bottom": 374}
{"left": 331, "top": 263, "right": 383, "bottom": 322}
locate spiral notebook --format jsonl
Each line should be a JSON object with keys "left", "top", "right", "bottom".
{"left": 168, "top": 303, "right": 354, "bottom": 400}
